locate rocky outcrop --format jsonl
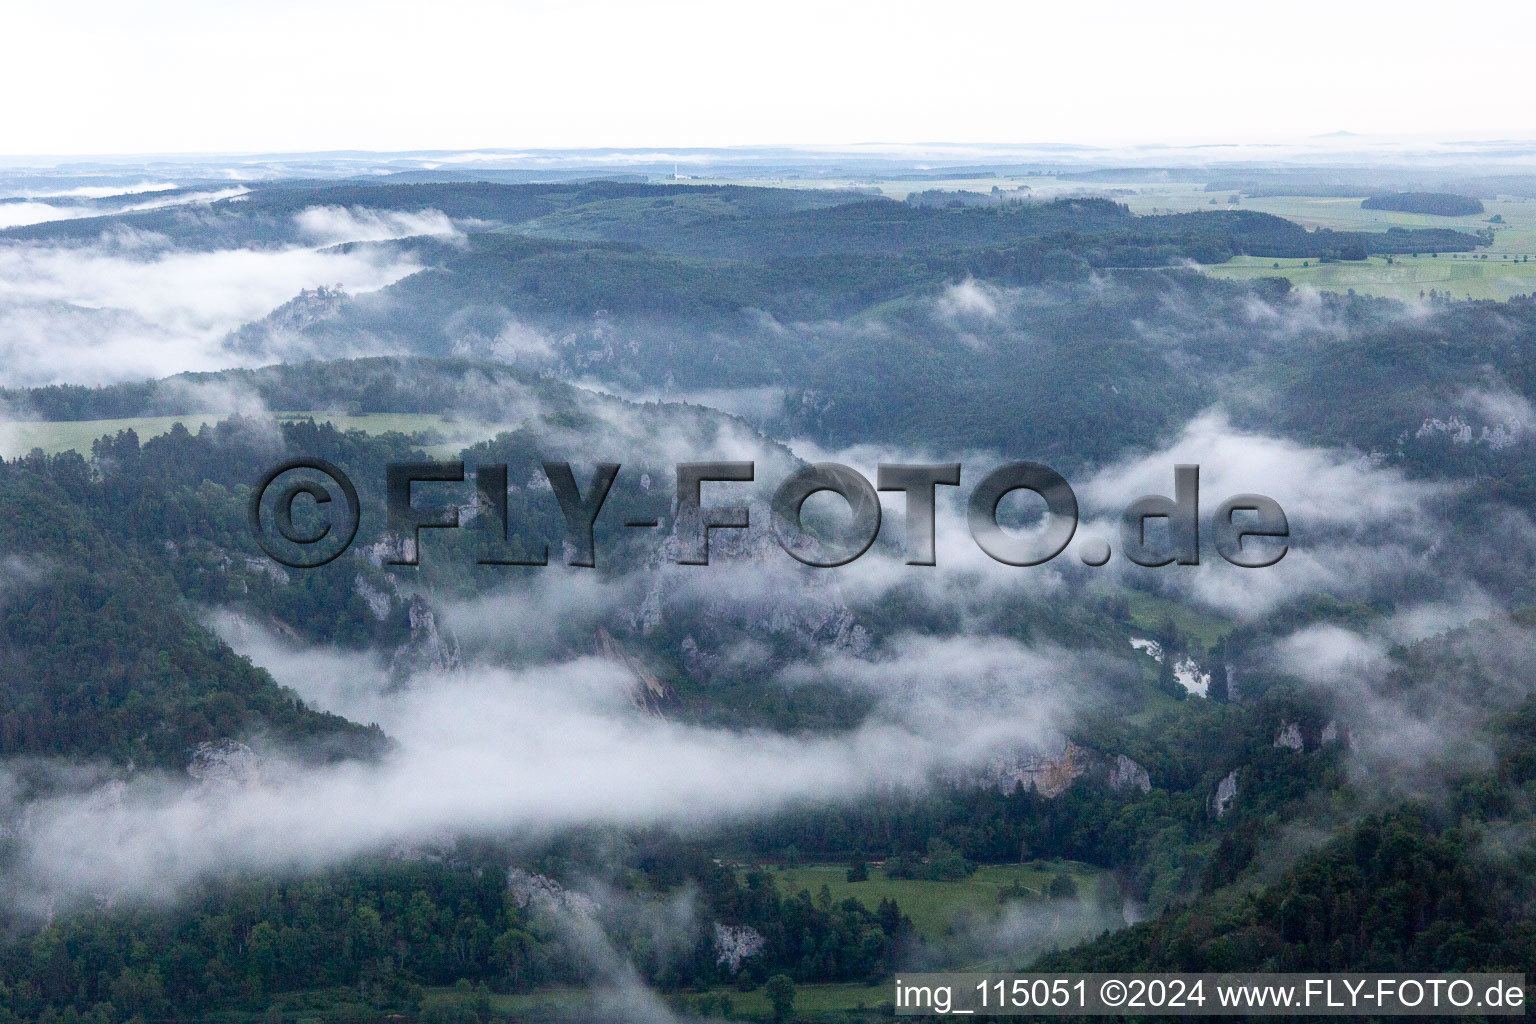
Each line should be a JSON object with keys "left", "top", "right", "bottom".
{"left": 1108, "top": 754, "right": 1152, "bottom": 794}
{"left": 1416, "top": 414, "right": 1523, "bottom": 451}
{"left": 713, "top": 924, "right": 766, "bottom": 973}
{"left": 1274, "top": 722, "right": 1304, "bottom": 751}
{"left": 680, "top": 635, "right": 719, "bottom": 680}
{"left": 188, "top": 739, "right": 262, "bottom": 785}
{"left": 632, "top": 499, "right": 871, "bottom": 664}
{"left": 363, "top": 534, "right": 413, "bottom": 567}
{"left": 387, "top": 830, "right": 458, "bottom": 863}
{"left": 596, "top": 628, "right": 677, "bottom": 716}
{"left": 979, "top": 742, "right": 1153, "bottom": 798}
{"left": 354, "top": 573, "right": 392, "bottom": 621}
{"left": 507, "top": 868, "right": 599, "bottom": 921}
{"left": 1211, "top": 769, "right": 1239, "bottom": 818}
{"left": 225, "top": 285, "right": 349, "bottom": 356}
{"left": 983, "top": 741, "right": 1094, "bottom": 797}
{"left": 390, "top": 593, "right": 460, "bottom": 674}
{"left": 244, "top": 556, "right": 290, "bottom": 586}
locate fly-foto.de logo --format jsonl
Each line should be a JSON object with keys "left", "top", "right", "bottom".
{"left": 250, "top": 459, "right": 1288, "bottom": 571}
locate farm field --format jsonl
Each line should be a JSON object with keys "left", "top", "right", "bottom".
{"left": 1124, "top": 590, "right": 1233, "bottom": 650}
{"left": 748, "top": 861, "right": 1104, "bottom": 939}
{"left": 1078, "top": 181, "right": 1536, "bottom": 301}
{"left": 1204, "top": 252, "right": 1536, "bottom": 302}
{"left": 691, "top": 173, "right": 1536, "bottom": 302}
{"left": 415, "top": 861, "right": 1105, "bottom": 1021}
{"left": 422, "top": 979, "right": 893, "bottom": 1021}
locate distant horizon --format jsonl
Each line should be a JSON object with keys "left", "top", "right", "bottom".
{"left": 7, "top": 133, "right": 1536, "bottom": 171}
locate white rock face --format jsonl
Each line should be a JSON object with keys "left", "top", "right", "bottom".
{"left": 1211, "top": 769, "right": 1239, "bottom": 818}
{"left": 244, "top": 556, "right": 290, "bottom": 585}
{"left": 713, "top": 923, "right": 766, "bottom": 972}
{"left": 1274, "top": 722, "right": 1304, "bottom": 751}
{"left": 507, "top": 868, "right": 599, "bottom": 921}
{"left": 680, "top": 635, "right": 719, "bottom": 679}
{"left": 632, "top": 498, "right": 870, "bottom": 660}
{"left": 188, "top": 739, "right": 262, "bottom": 785}
{"left": 1416, "top": 414, "right": 1523, "bottom": 451}
{"left": 354, "top": 573, "right": 393, "bottom": 621}
{"left": 1223, "top": 662, "right": 1241, "bottom": 703}
{"left": 982, "top": 741, "right": 1093, "bottom": 797}
{"left": 595, "top": 628, "right": 676, "bottom": 715}
{"left": 976, "top": 744, "right": 1152, "bottom": 798}
{"left": 363, "top": 534, "right": 413, "bottom": 567}
{"left": 390, "top": 593, "right": 461, "bottom": 674}
{"left": 1321, "top": 720, "right": 1342, "bottom": 745}
{"left": 387, "top": 830, "right": 458, "bottom": 863}
{"left": 1129, "top": 638, "right": 1163, "bottom": 662}
{"left": 1109, "top": 754, "right": 1152, "bottom": 794}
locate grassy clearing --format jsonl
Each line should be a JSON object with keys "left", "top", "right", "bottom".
{"left": 1, "top": 413, "right": 229, "bottom": 458}
{"left": 1122, "top": 186, "right": 1536, "bottom": 301}
{"left": 423, "top": 979, "right": 893, "bottom": 1021}
{"left": 749, "top": 861, "right": 1099, "bottom": 939}
{"left": 673, "top": 980, "right": 890, "bottom": 1019}
{"left": 1205, "top": 251, "right": 1536, "bottom": 302}
{"left": 413, "top": 867, "right": 1103, "bottom": 1019}
{"left": 1124, "top": 591, "right": 1232, "bottom": 651}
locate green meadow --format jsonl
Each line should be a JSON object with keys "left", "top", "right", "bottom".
{"left": 421, "top": 979, "right": 894, "bottom": 1021}
{"left": 748, "top": 861, "right": 1102, "bottom": 939}
{"left": 419, "top": 860, "right": 1103, "bottom": 1021}
{"left": 1103, "top": 182, "right": 1536, "bottom": 301}
{"left": 1205, "top": 250, "right": 1536, "bottom": 302}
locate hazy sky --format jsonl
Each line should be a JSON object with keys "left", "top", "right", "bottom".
{"left": 5, "top": 0, "right": 1534, "bottom": 155}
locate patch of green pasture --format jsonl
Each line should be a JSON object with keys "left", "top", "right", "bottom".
{"left": 1205, "top": 251, "right": 1536, "bottom": 302}
{"left": 750, "top": 862, "right": 1099, "bottom": 939}
{"left": 1123, "top": 591, "right": 1232, "bottom": 650}
{"left": 423, "top": 979, "right": 893, "bottom": 1021}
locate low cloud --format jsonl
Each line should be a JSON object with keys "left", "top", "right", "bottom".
{"left": 0, "top": 183, "right": 178, "bottom": 201}
{"left": 294, "top": 205, "right": 461, "bottom": 246}
{"left": 1269, "top": 612, "right": 1536, "bottom": 796}
{"left": 0, "top": 616, "right": 1083, "bottom": 912}
{"left": 933, "top": 278, "right": 1005, "bottom": 322}
{"left": 0, "top": 187, "right": 250, "bottom": 230}
{"left": 0, "top": 236, "right": 423, "bottom": 386}
{"left": 1077, "top": 410, "right": 1455, "bottom": 618}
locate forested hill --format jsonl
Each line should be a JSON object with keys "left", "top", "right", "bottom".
{"left": 518, "top": 196, "right": 1483, "bottom": 262}
{"left": 0, "top": 181, "right": 1484, "bottom": 264}
{"left": 0, "top": 449, "right": 388, "bottom": 768}
{"left": 1, "top": 358, "right": 564, "bottom": 422}
{"left": 1041, "top": 695, "right": 1536, "bottom": 974}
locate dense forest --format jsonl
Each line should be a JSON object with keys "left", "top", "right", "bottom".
{"left": 1361, "top": 192, "right": 1485, "bottom": 216}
